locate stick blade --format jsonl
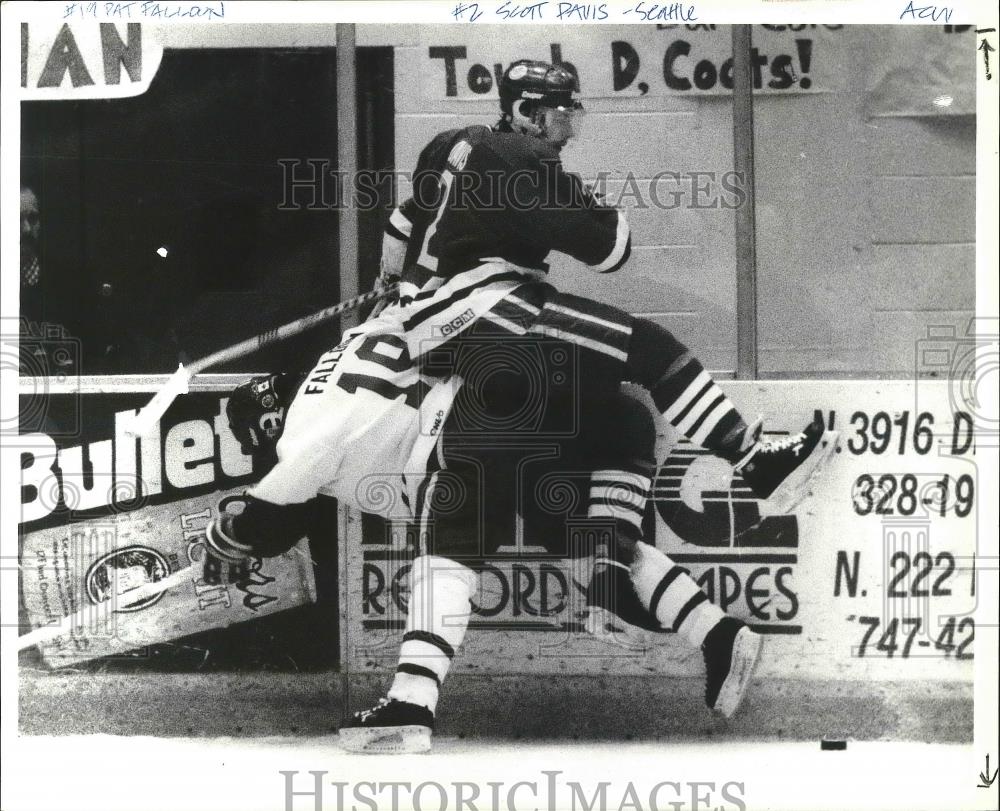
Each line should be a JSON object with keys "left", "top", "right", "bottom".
{"left": 17, "top": 565, "right": 196, "bottom": 652}
{"left": 125, "top": 364, "right": 191, "bottom": 437}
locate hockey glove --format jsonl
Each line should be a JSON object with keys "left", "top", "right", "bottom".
{"left": 201, "top": 515, "right": 255, "bottom": 586}
{"left": 367, "top": 234, "right": 404, "bottom": 320}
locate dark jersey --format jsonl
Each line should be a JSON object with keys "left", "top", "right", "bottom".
{"left": 383, "top": 127, "right": 631, "bottom": 357}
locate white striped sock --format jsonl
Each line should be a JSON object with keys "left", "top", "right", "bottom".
{"left": 630, "top": 542, "right": 725, "bottom": 648}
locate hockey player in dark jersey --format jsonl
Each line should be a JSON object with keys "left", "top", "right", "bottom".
{"left": 381, "top": 59, "right": 834, "bottom": 511}
{"left": 376, "top": 56, "right": 837, "bottom": 641}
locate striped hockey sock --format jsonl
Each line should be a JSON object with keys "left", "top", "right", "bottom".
{"left": 651, "top": 352, "right": 749, "bottom": 462}
{"left": 629, "top": 541, "right": 726, "bottom": 648}
{"left": 588, "top": 467, "right": 652, "bottom": 565}
{"left": 587, "top": 389, "right": 657, "bottom": 565}
{"left": 628, "top": 319, "right": 751, "bottom": 463}
{"left": 388, "top": 556, "right": 477, "bottom": 714}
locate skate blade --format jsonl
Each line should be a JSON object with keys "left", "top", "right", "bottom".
{"left": 584, "top": 607, "right": 658, "bottom": 649}
{"left": 766, "top": 430, "right": 839, "bottom": 514}
{"left": 338, "top": 725, "right": 432, "bottom": 754}
{"left": 714, "top": 627, "right": 763, "bottom": 719}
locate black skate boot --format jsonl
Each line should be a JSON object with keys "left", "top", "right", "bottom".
{"left": 736, "top": 418, "right": 839, "bottom": 513}
{"left": 701, "top": 617, "right": 762, "bottom": 718}
{"left": 339, "top": 697, "right": 434, "bottom": 754}
{"left": 583, "top": 558, "right": 665, "bottom": 647}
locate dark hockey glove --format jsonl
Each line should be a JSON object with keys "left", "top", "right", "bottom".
{"left": 201, "top": 515, "right": 255, "bottom": 586}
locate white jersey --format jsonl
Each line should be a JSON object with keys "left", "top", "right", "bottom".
{"left": 249, "top": 308, "right": 458, "bottom": 520}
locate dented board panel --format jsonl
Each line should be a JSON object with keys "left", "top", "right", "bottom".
{"left": 20, "top": 488, "right": 316, "bottom": 668}
{"left": 343, "top": 381, "right": 978, "bottom": 682}
{"left": 17, "top": 389, "right": 317, "bottom": 668}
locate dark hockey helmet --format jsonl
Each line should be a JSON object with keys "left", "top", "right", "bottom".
{"left": 226, "top": 372, "right": 301, "bottom": 456}
{"left": 499, "top": 60, "right": 581, "bottom": 116}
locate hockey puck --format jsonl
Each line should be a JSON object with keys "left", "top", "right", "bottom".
{"left": 821, "top": 740, "right": 847, "bottom": 750}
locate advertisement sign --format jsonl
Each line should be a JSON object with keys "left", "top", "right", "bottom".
{"left": 417, "top": 24, "right": 975, "bottom": 114}
{"left": 17, "top": 389, "right": 317, "bottom": 667}
{"left": 20, "top": 22, "right": 164, "bottom": 99}
{"left": 345, "top": 381, "right": 978, "bottom": 682}
{"left": 20, "top": 488, "right": 316, "bottom": 667}
{"left": 419, "top": 25, "right": 848, "bottom": 101}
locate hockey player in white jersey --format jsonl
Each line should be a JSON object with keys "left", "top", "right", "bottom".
{"left": 200, "top": 307, "right": 454, "bottom": 575}
{"left": 199, "top": 304, "right": 822, "bottom": 753}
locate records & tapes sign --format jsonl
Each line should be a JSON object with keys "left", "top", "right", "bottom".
{"left": 344, "top": 381, "right": 979, "bottom": 682}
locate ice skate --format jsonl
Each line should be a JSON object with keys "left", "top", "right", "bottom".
{"left": 701, "top": 617, "right": 762, "bottom": 718}
{"left": 339, "top": 697, "right": 434, "bottom": 754}
{"left": 584, "top": 557, "right": 664, "bottom": 646}
{"left": 736, "top": 418, "right": 839, "bottom": 513}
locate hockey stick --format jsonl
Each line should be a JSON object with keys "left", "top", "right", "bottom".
{"left": 126, "top": 283, "right": 399, "bottom": 437}
{"left": 17, "top": 564, "right": 198, "bottom": 652}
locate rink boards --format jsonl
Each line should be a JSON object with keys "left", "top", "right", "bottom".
{"left": 15, "top": 379, "right": 981, "bottom": 682}
{"left": 344, "top": 380, "right": 981, "bottom": 683}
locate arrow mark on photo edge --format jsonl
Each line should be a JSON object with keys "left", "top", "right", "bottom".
{"left": 979, "top": 38, "right": 995, "bottom": 80}
{"left": 978, "top": 753, "right": 999, "bottom": 788}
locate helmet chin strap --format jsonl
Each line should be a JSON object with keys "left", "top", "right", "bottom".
{"left": 508, "top": 103, "right": 547, "bottom": 138}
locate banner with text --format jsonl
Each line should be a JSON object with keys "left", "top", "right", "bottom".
{"left": 20, "top": 22, "right": 164, "bottom": 99}
{"left": 344, "top": 381, "right": 980, "bottom": 683}
{"left": 419, "top": 25, "right": 848, "bottom": 101}
{"left": 17, "top": 390, "right": 316, "bottom": 667}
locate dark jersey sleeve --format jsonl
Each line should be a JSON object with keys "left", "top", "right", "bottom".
{"left": 384, "top": 128, "right": 464, "bottom": 247}
{"left": 380, "top": 197, "right": 419, "bottom": 281}
{"left": 528, "top": 156, "right": 631, "bottom": 273}
{"left": 396, "top": 127, "right": 632, "bottom": 281}
{"left": 468, "top": 136, "right": 632, "bottom": 274}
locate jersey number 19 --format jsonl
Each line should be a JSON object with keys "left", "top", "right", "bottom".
{"left": 336, "top": 333, "right": 426, "bottom": 409}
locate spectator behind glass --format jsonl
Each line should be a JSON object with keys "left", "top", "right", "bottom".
{"left": 20, "top": 185, "right": 43, "bottom": 325}
{"left": 19, "top": 183, "right": 77, "bottom": 437}
{"left": 19, "top": 183, "right": 75, "bottom": 369}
